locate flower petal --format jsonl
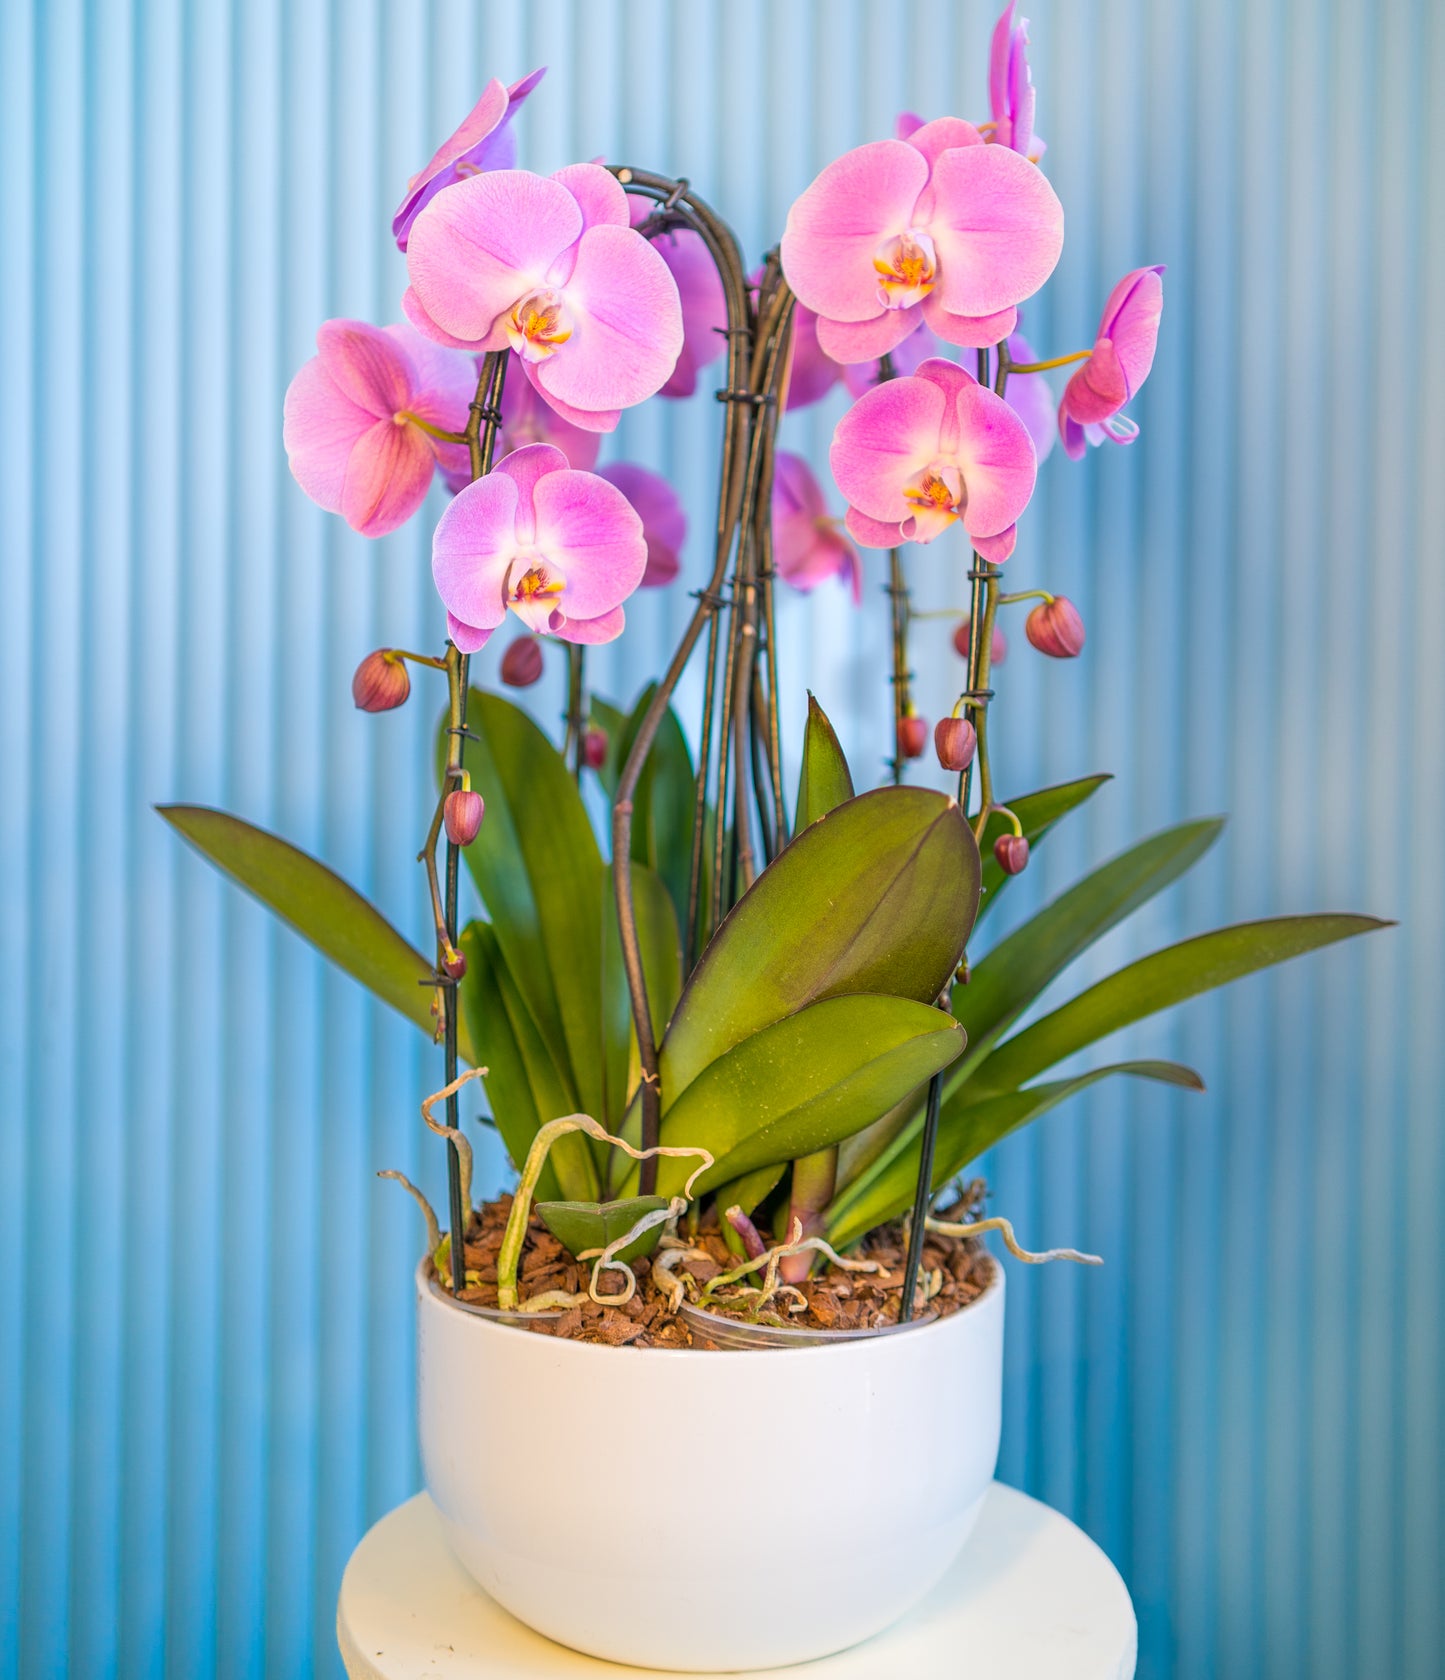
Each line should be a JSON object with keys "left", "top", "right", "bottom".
{"left": 536, "top": 223, "right": 684, "bottom": 413}
{"left": 949, "top": 376, "right": 1037, "bottom": 537}
{"left": 905, "top": 117, "right": 984, "bottom": 168}
{"left": 432, "top": 469, "right": 523, "bottom": 630}
{"left": 650, "top": 223, "right": 727, "bottom": 397}
{"left": 283, "top": 355, "right": 375, "bottom": 513}
{"left": 781, "top": 140, "right": 930, "bottom": 323}
{"left": 447, "top": 610, "right": 495, "bottom": 653}
{"left": 783, "top": 305, "right": 842, "bottom": 411}
{"left": 523, "top": 360, "right": 621, "bottom": 433}
{"left": 844, "top": 506, "right": 906, "bottom": 548}
{"left": 921, "top": 293, "right": 1018, "bottom": 349}
{"left": 830, "top": 374, "right": 948, "bottom": 520}
{"left": 500, "top": 355, "right": 602, "bottom": 467}
{"left": 392, "top": 79, "right": 510, "bottom": 250}
{"left": 552, "top": 162, "right": 630, "bottom": 230}
{"left": 816, "top": 307, "right": 922, "bottom": 365}
{"left": 772, "top": 451, "right": 828, "bottom": 522}
{"left": 972, "top": 523, "right": 1016, "bottom": 564}
{"left": 316, "top": 319, "right": 415, "bottom": 418}
{"left": 1099, "top": 265, "right": 1165, "bottom": 396}
{"left": 1001, "top": 332, "right": 1055, "bottom": 463}
{"left": 401, "top": 285, "right": 480, "bottom": 351}
{"left": 341, "top": 418, "right": 437, "bottom": 537}
{"left": 491, "top": 441, "right": 571, "bottom": 544}
{"left": 598, "top": 461, "right": 688, "bottom": 587}
{"left": 926, "top": 143, "right": 1064, "bottom": 316}
{"left": 531, "top": 466, "right": 647, "bottom": 619}
{"left": 553, "top": 604, "right": 627, "bottom": 644}
{"left": 1063, "top": 339, "right": 1127, "bottom": 423}
{"left": 407, "top": 169, "right": 584, "bottom": 348}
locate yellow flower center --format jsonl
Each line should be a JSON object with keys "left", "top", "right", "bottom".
{"left": 506, "top": 289, "right": 573, "bottom": 363}
{"left": 873, "top": 230, "right": 938, "bottom": 310}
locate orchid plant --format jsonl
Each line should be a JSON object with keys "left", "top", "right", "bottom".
{"left": 163, "top": 14, "right": 1384, "bottom": 1328}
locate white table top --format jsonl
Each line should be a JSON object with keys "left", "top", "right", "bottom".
{"left": 338, "top": 1483, "right": 1136, "bottom": 1678}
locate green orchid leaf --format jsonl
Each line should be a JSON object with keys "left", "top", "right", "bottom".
{"left": 661, "top": 786, "right": 980, "bottom": 1104}
{"left": 588, "top": 697, "right": 628, "bottom": 799}
{"left": 535, "top": 1196, "right": 671, "bottom": 1265}
{"left": 157, "top": 804, "right": 475, "bottom": 1063}
{"left": 449, "top": 690, "right": 608, "bottom": 1121}
{"left": 644, "top": 993, "right": 965, "bottom": 1198}
{"left": 613, "top": 684, "right": 699, "bottom": 939}
{"left": 955, "top": 817, "right": 1226, "bottom": 1079}
{"left": 968, "top": 914, "right": 1392, "bottom": 1097}
{"left": 795, "top": 693, "right": 854, "bottom": 830}
{"left": 826, "top": 1060, "right": 1204, "bottom": 1249}
{"left": 458, "top": 923, "right": 597, "bottom": 1202}
{"left": 975, "top": 773, "right": 1112, "bottom": 923}
{"left": 600, "top": 860, "right": 683, "bottom": 1130}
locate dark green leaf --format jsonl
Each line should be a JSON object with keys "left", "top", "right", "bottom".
{"left": 795, "top": 693, "right": 855, "bottom": 830}
{"left": 975, "top": 773, "right": 1111, "bottom": 923}
{"left": 826, "top": 1060, "right": 1203, "bottom": 1248}
{"left": 661, "top": 787, "right": 980, "bottom": 1103}
{"left": 157, "top": 805, "right": 475, "bottom": 1062}
{"left": 955, "top": 818, "right": 1225, "bottom": 1079}
{"left": 450, "top": 690, "right": 608, "bottom": 1120}
{"left": 969, "top": 914, "right": 1392, "bottom": 1096}
{"left": 535, "top": 1196, "right": 670, "bottom": 1264}
{"left": 646, "top": 994, "right": 965, "bottom": 1198}
{"left": 458, "top": 923, "right": 597, "bottom": 1201}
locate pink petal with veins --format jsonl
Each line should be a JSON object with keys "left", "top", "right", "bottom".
{"left": 532, "top": 223, "right": 683, "bottom": 415}
{"left": 830, "top": 375, "right": 947, "bottom": 521}
{"left": 316, "top": 319, "right": 415, "bottom": 416}
{"left": 498, "top": 355, "right": 601, "bottom": 467}
{"left": 530, "top": 465, "right": 646, "bottom": 619}
{"left": 845, "top": 506, "right": 906, "bottom": 548}
{"left": 921, "top": 293, "right": 1018, "bottom": 349}
{"left": 341, "top": 417, "right": 438, "bottom": 537}
{"left": 925, "top": 144, "right": 1063, "bottom": 317}
{"left": 816, "top": 307, "right": 923, "bottom": 366}
{"left": 904, "top": 116, "right": 984, "bottom": 168}
{"left": 432, "top": 469, "right": 523, "bottom": 631}
{"left": 598, "top": 462, "right": 687, "bottom": 587}
{"left": 447, "top": 611, "right": 495, "bottom": 653}
{"left": 973, "top": 524, "right": 1017, "bottom": 564}
{"left": 283, "top": 355, "right": 376, "bottom": 513}
{"left": 1099, "top": 265, "right": 1165, "bottom": 394}
{"left": 521, "top": 359, "right": 620, "bottom": 433}
{"left": 554, "top": 604, "right": 627, "bottom": 644}
{"left": 551, "top": 162, "right": 630, "bottom": 230}
{"left": 781, "top": 140, "right": 930, "bottom": 323}
{"left": 406, "top": 169, "right": 584, "bottom": 349}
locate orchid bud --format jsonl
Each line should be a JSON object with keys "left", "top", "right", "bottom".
{"left": 897, "top": 713, "right": 928, "bottom": 760}
{"left": 441, "top": 946, "right": 468, "bottom": 981}
{"left": 993, "top": 834, "right": 1030, "bottom": 875}
{"left": 1025, "top": 596, "right": 1086, "bottom": 659}
{"left": 352, "top": 649, "right": 410, "bottom": 712}
{"left": 934, "top": 716, "right": 977, "bottom": 772}
{"left": 444, "top": 789, "right": 485, "bottom": 848}
{"left": 499, "top": 635, "right": 544, "bottom": 688}
{"left": 582, "top": 727, "right": 608, "bottom": 770}
{"left": 952, "top": 618, "right": 1008, "bottom": 666}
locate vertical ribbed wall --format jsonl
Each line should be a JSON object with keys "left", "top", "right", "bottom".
{"left": 1, "top": 3, "right": 1440, "bottom": 1676}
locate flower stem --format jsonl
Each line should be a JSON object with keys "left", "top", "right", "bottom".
{"left": 1002, "top": 349, "right": 1090, "bottom": 375}
{"left": 887, "top": 547, "right": 911, "bottom": 785}
{"left": 397, "top": 412, "right": 469, "bottom": 445}
{"left": 564, "top": 644, "right": 585, "bottom": 781}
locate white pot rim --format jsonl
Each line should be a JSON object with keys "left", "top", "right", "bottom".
{"left": 415, "top": 1249, "right": 1000, "bottom": 1363}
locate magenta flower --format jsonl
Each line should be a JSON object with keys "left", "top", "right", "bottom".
{"left": 771, "top": 452, "right": 862, "bottom": 603}
{"left": 404, "top": 163, "right": 684, "bottom": 433}
{"left": 1057, "top": 266, "right": 1165, "bottom": 460}
{"left": 283, "top": 319, "right": 475, "bottom": 537}
{"left": 597, "top": 463, "right": 687, "bottom": 587}
{"left": 1001, "top": 329, "right": 1055, "bottom": 463}
{"left": 780, "top": 118, "right": 1063, "bottom": 365}
{"left": 830, "top": 357, "right": 1036, "bottom": 562}
{"left": 392, "top": 69, "right": 545, "bottom": 251}
{"left": 433, "top": 444, "right": 646, "bottom": 650}
{"left": 989, "top": 7, "right": 1045, "bottom": 161}
{"left": 630, "top": 199, "right": 727, "bottom": 398}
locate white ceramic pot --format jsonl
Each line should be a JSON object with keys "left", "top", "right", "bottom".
{"left": 416, "top": 1259, "right": 1004, "bottom": 1672}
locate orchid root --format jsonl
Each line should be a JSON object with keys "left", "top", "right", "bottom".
{"left": 377, "top": 1169, "right": 441, "bottom": 1257}
{"left": 924, "top": 1213, "right": 1102, "bottom": 1267}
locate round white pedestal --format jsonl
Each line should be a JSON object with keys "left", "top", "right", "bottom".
{"left": 337, "top": 1483, "right": 1137, "bottom": 1678}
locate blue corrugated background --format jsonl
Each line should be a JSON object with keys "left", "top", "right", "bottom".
{"left": 2, "top": 2, "right": 1441, "bottom": 1675}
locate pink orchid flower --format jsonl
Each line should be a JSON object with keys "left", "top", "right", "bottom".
{"left": 439, "top": 352, "right": 601, "bottom": 492}
{"left": 1057, "top": 266, "right": 1165, "bottom": 460}
{"left": 432, "top": 443, "right": 646, "bottom": 651}
{"left": 841, "top": 317, "right": 939, "bottom": 398}
{"left": 772, "top": 452, "right": 862, "bottom": 603}
{"left": 1000, "top": 329, "right": 1054, "bottom": 463}
{"left": 830, "top": 357, "right": 1036, "bottom": 562}
{"left": 283, "top": 319, "right": 475, "bottom": 537}
{"left": 780, "top": 117, "right": 1063, "bottom": 365}
{"left": 404, "top": 163, "right": 684, "bottom": 433}
{"left": 392, "top": 69, "right": 545, "bottom": 251}
{"left": 597, "top": 463, "right": 688, "bottom": 587}
{"left": 630, "top": 199, "right": 727, "bottom": 398}
{"left": 989, "top": 7, "right": 1045, "bottom": 162}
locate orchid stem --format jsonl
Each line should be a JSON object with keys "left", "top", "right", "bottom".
{"left": 565, "top": 644, "right": 585, "bottom": 781}
{"left": 1004, "top": 349, "right": 1091, "bottom": 375}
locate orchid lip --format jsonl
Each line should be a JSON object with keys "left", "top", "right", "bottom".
{"left": 873, "top": 229, "right": 938, "bottom": 311}
{"left": 505, "top": 558, "right": 568, "bottom": 632}
{"left": 505, "top": 288, "right": 574, "bottom": 363}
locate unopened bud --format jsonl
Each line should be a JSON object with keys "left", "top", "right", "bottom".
{"left": 934, "top": 716, "right": 977, "bottom": 772}
{"left": 352, "top": 649, "right": 410, "bottom": 712}
{"left": 444, "top": 789, "right": 485, "bottom": 847}
{"left": 897, "top": 713, "right": 928, "bottom": 759}
{"left": 1025, "top": 596, "right": 1085, "bottom": 659}
{"left": 582, "top": 727, "right": 608, "bottom": 770}
{"left": 441, "top": 946, "right": 468, "bottom": 981}
{"left": 499, "top": 636, "right": 544, "bottom": 688}
{"left": 993, "top": 834, "right": 1030, "bottom": 875}
{"left": 952, "top": 618, "right": 1008, "bottom": 666}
